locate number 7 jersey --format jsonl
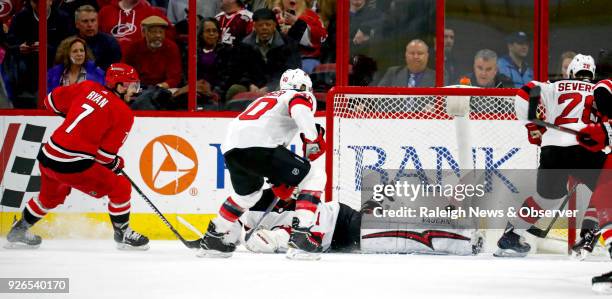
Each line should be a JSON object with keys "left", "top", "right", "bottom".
{"left": 515, "top": 79, "right": 595, "bottom": 147}
{"left": 223, "top": 90, "right": 317, "bottom": 153}
{"left": 41, "top": 81, "right": 134, "bottom": 171}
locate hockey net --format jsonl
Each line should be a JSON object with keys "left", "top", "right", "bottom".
{"left": 326, "top": 86, "right": 580, "bottom": 254}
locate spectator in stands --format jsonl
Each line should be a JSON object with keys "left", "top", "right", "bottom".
{"left": 0, "top": 0, "right": 24, "bottom": 30}
{"left": 497, "top": 31, "right": 533, "bottom": 88}
{"left": 99, "top": 0, "right": 172, "bottom": 53}
{"left": 216, "top": 0, "right": 253, "bottom": 47}
{"left": 124, "top": 16, "right": 182, "bottom": 89}
{"left": 47, "top": 37, "right": 105, "bottom": 92}
{"left": 74, "top": 5, "right": 122, "bottom": 70}
{"left": 443, "top": 28, "right": 457, "bottom": 85}
{"left": 348, "top": 0, "right": 382, "bottom": 58}
{"left": 173, "top": 17, "right": 234, "bottom": 109}
{"left": 272, "top": 0, "right": 327, "bottom": 73}
{"left": 560, "top": 51, "right": 576, "bottom": 80}
{"left": 458, "top": 49, "right": 512, "bottom": 88}
{"left": 377, "top": 39, "right": 434, "bottom": 87}
{"left": 318, "top": 0, "right": 336, "bottom": 64}
{"left": 5, "top": 0, "right": 74, "bottom": 108}
{"left": 227, "top": 8, "right": 300, "bottom": 100}
{"left": 167, "top": 0, "right": 207, "bottom": 24}
{"left": 379, "top": 0, "right": 435, "bottom": 70}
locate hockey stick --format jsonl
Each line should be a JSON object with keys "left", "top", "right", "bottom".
{"left": 177, "top": 215, "right": 204, "bottom": 238}
{"left": 526, "top": 178, "right": 579, "bottom": 238}
{"left": 121, "top": 171, "right": 201, "bottom": 249}
{"left": 244, "top": 196, "right": 280, "bottom": 242}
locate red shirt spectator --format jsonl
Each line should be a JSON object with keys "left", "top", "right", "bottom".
{"left": 216, "top": 0, "right": 252, "bottom": 46}
{"left": 0, "top": 0, "right": 24, "bottom": 26}
{"left": 123, "top": 16, "right": 182, "bottom": 88}
{"left": 291, "top": 8, "right": 327, "bottom": 59}
{"left": 98, "top": 0, "right": 171, "bottom": 53}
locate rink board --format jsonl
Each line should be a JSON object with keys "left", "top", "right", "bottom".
{"left": 0, "top": 115, "right": 591, "bottom": 242}
{"left": 0, "top": 115, "right": 319, "bottom": 239}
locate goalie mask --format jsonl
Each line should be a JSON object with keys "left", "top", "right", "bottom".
{"left": 566, "top": 54, "right": 596, "bottom": 81}
{"left": 280, "top": 69, "right": 313, "bottom": 92}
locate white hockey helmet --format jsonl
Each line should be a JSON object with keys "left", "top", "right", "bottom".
{"left": 280, "top": 69, "right": 313, "bottom": 92}
{"left": 566, "top": 53, "right": 596, "bottom": 80}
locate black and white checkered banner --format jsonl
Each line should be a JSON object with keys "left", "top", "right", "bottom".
{"left": 1, "top": 123, "right": 47, "bottom": 209}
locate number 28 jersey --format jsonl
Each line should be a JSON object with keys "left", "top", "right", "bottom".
{"left": 223, "top": 90, "right": 317, "bottom": 153}
{"left": 41, "top": 81, "right": 134, "bottom": 171}
{"left": 515, "top": 80, "right": 595, "bottom": 147}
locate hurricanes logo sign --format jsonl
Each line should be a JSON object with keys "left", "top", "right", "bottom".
{"left": 140, "top": 135, "right": 198, "bottom": 195}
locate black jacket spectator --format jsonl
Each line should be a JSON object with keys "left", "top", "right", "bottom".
{"left": 5, "top": 1, "right": 74, "bottom": 107}
{"left": 74, "top": 5, "right": 122, "bottom": 70}
{"left": 235, "top": 30, "right": 301, "bottom": 90}
{"left": 81, "top": 33, "right": 121, "bottom": 70}
{"left": 349, "top": 1, "right": 383, "bottom": 57}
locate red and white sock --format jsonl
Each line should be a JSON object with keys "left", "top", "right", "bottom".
{"left": 215, "top": 197, "right": 245, "bottom": 232}
{"left": 295, "top": 190, "right": 322, "bottom": 227}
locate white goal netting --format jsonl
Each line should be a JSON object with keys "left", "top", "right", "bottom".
{"left": 329, "top": 88, "right": 586, "bottom": 253}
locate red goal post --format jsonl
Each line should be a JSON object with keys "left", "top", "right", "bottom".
{"left": 324, "top": 86, "right": 576, "bottom": 253}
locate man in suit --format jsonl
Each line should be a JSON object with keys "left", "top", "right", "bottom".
{"left": 377, "top": 39, "right": 435, "bottom": 87}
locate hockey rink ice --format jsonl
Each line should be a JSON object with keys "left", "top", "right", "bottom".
{"left": 0, "top": 240, "right": 610, "bottom": 299}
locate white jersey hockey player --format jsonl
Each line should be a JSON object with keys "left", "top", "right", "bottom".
{"left": 495, "top": 54, "right": 607, "bottom": 257}
{"left": 198, "top": 69, "right": 327, "bottom": 260}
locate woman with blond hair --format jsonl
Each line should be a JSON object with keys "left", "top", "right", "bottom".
{"left": 47, "top": 37, "right": 105, "bottom": 92}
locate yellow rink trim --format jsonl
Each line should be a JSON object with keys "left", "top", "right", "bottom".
{"left": 0, "top": 212, "right": 215, "bottom": 240}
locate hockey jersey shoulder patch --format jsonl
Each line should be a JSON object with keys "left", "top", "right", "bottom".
{"left": 288, "top": 93, "right": 314, "bottom": 116}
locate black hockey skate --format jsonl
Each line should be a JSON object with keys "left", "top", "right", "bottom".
{"left": 286, "top": 218, "right": 322, "bottom": 261}
{"left": 114, "top": 226, "right": 150, "bottom": 250}
{"left": 592, "top": 271, "right": 612, "bottom": 294}
{"left": 571, "top": 229, "right": 600, "bottom": 260}
{"left": 197, "top": 222, "right": 236, "bottom": 258}
{"left": 493, "top": 226, "right": 531, "bottom": 257}
{"left": 4, "top": 219, "right": 41, "bottom": 249}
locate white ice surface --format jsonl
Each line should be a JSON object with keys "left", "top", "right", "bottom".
{"left": 0, "top": 239, "right": 610, "bottom": 299}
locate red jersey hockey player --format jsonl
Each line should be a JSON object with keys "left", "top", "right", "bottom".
{"left": 575, "top": 77, "right": 612, "bottom": 293}
{"left": 198, "top": 69, "right": 326, "bottom": 260}
{"left": 5, "top": 63, "right": 149, "bottom": 250}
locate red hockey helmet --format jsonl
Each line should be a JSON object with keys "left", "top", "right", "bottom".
{"left": 105, "top": 63, "right": 140, "bottom": 91}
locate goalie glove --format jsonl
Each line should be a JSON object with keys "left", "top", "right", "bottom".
{"left": 103, "top": 156, "right": 125, "bottom": 174}
{"left": 244, "top": 228, "right": 290, "bottom": 253}
{"left": 577, "top": 122, "right": 612, "bottom": 152}
{"left": 300, "top": 123, "right": 326, "bottom": 161}
{"left": 525, "top": 123, "right": 546, "bottom": 146}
